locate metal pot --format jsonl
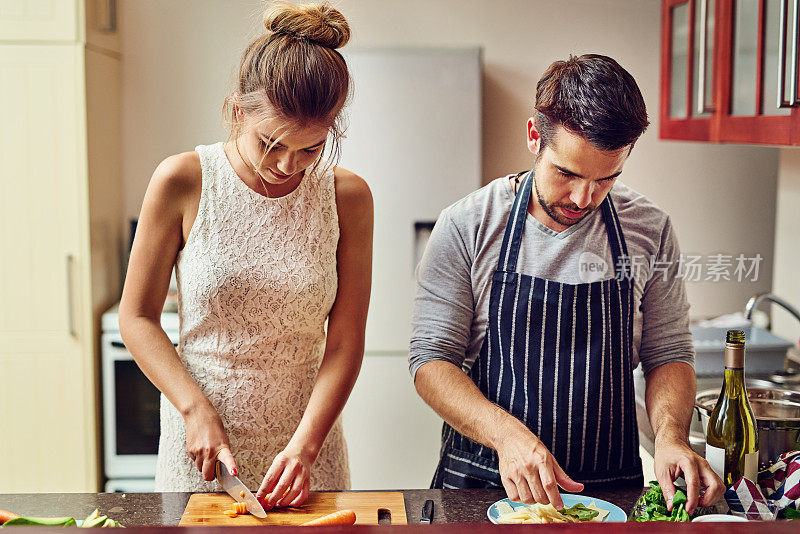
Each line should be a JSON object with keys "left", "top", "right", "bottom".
{"left": 694, "top": 387, "right": 800, "bottom": 468}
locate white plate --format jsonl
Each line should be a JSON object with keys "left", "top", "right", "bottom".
{"left": 487, "top": 494, "right": 627, "bottom": 523}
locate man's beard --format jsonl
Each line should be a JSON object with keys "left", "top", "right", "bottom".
{"left": 532, "top": 169, "right": 596, "bottom": 227}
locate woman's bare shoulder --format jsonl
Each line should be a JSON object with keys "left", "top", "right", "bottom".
{"left": 332, "top": 166, "right": 372, "bottom": 209}
{"left": 149, "top": 151, "right": 202, "bottom": 199}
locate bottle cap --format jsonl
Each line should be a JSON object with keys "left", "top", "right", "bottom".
{"left": 726, "top": 329, "right": 745, "bottom": 344}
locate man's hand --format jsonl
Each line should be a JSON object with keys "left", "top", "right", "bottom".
{"left": 496, "top": 424, "right": 584, "bottom": 509}
{"left": 654, "top": 439, "right": 724, "bottom": 514}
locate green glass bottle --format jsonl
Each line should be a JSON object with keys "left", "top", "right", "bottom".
{"left": 705, "top": 329, "right": 759, "bottom": 486}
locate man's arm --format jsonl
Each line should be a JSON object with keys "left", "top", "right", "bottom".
{"left": 639, "top": 216, "right": 723, "bottom": 513}
{"left": 410, "top": 209, "right": 581, "bottom": 508}
{"left": 415, "top": 361, "right": 583, "bottom": 507}
{"left": 645, "top": 362, "right": 724, "bottom": 513}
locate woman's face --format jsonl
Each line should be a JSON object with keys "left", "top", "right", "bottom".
{"left": 237, "top": 108, "right": 330, "bottom": 187}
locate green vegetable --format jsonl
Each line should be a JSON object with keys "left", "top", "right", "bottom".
{"left": 629, "top": 481, "right": 691, "bottom": 522}
{"left": 81, "top": 510, "right": 100, "bottom": 526}
{"left": 2, "top": 517, "right": 77, "bottom": 527}
{"left": 783, "top": 507, "right": 800, "bottom": 520}
{"left": 1, "top": 510, "right": 123, "bottom": 528}
{"left": 559, "top": 503, "right": 599, "bottom": 521}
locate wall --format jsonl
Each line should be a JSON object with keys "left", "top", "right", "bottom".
{"left": 120, "top": 0, "right": 779, "bottom": 319}
{"left": 773, "top": 150, "right": 800, "bottom": 346}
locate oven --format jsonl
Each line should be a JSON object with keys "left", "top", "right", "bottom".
{"left": 101, "top": 305, "right": 178, "bottom": 492}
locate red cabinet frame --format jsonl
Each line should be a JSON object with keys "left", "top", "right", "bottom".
{"left": 661, "top": 0, "right": 800, "bottom": 145}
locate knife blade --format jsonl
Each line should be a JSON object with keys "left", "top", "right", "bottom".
{"left": 420, "top": 499, "right": 434, "bottom": 524}
{"left": 215, "top": 460, "right": 268, "bottom": 518}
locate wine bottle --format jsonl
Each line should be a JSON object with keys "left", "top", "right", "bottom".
{"left": 705, "top": 329, "right": 759, "bottom": 486}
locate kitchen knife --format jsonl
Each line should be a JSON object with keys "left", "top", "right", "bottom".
{"left": 420, "top": 499, "right": 434, "bottom": 524}
{"left": 215, "top": 460, "right": 268, "bottom": 518}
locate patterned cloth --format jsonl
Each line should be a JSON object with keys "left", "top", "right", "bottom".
{"left": 725, "top": 450, "right": 800, "bottom": 520}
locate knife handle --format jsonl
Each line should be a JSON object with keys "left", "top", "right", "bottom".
{"left": 422, "top": 499, "right": 434, "bottom": 523}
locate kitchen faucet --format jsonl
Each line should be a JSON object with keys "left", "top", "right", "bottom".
{"left": 744, "top": 292, "right": 800, "bottom": 325}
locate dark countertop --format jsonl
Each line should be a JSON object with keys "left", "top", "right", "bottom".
{"left": 0, "top": 488, "right": 646, "bottom": 526}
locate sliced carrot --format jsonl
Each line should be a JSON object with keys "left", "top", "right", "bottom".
{"left": 223, "top": 510, "right": 238, "bottom": 518}
{"left": 0, "top": 509, "right": 21, "bottom": 525}
{"left": 300, "top": 510, "right": 357, "bottom": 526}
{"left": 232, "top": 502, "right": 248, "bottom": 515}
{"left": 239, "top": 491, "right": 245, "bottom": 499}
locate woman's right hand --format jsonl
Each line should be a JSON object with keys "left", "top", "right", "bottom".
{"left": 184, "top": 405, "right": 238, "bottom": 481}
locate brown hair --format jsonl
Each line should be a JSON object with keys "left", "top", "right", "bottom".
{"left": 534, "top": 54, "right": 649, "bottom": 152}
{"left": 223, "top": 1, "right": 351, "bottom": 171}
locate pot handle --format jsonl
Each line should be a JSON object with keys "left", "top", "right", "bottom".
{"left": 694, "top": 402, "right": 710, "bottom": 422}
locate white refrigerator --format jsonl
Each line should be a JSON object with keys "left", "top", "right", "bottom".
{"left": 338, "top": 48, "right": 482, "bottom": 489}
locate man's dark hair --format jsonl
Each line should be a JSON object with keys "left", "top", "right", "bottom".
{"left": 535, "top": 54, "right": 649, "bottom": 152}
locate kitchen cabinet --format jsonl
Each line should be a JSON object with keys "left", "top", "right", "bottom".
{"left": 0, "top": 0, "right": 79, "bottom": 41}
{"left": 0, "top": 1, "right": 123, "bottom": 492}
{"left": 661, "top": 0, "right": 800, "bottom": 145}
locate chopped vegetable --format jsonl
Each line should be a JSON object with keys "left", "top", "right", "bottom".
{"left": 300, "top": 510, "right": 357, "bottom": 526}
{"left": 223, "top": 510, "right": 238, "bottom": 518}
{"left": 0, "top": 509, "right": 121, "bottom": 528}
{"left": 559, "top": 503, "right": 600, "bottom": 521}
{"left": 2, "top": 517, "right": 77, "bottom": 527}
{"left": 630, "top": 481, "right": 691, "bottom": 522}
{"left": 80, "top": 508, "right": 123, "bottom": 528}
{"left": 0, "top": 510, "right": 21, "bottom": 526}
{"left": 232, "top": 502, "right": 248, "bottom": 515}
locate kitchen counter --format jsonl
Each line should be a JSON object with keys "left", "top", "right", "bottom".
{"left": 2, "top": 489, "right": 796, "bottom": 532}
{"left": 0, "top": 487, "right": 646, "bottom": 525}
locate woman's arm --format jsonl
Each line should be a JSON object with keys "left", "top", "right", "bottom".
{"left": 118, "top": 152, "right": 238, "bottom": 481}
{"left": 257, "top": 167, "right": 373, "bottom": 508}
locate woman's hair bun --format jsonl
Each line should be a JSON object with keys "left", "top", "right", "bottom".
{"left": 264, "top": 1, "right": 350, "bottom": 50}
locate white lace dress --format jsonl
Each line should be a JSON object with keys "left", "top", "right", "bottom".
{"left": 154, "top": 142, "right": 350, "bottom": 492}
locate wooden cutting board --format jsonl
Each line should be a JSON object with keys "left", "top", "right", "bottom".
{"left": 179, "top": 492, "right": 407, "bottom": 526}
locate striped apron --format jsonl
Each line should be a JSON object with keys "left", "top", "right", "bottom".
{"left": 432, "top": 170, "right": 643, "bottom": 490}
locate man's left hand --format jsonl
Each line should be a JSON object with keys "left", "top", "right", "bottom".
{"left": 653, "top": 439, "right": 724, "bottom": 514}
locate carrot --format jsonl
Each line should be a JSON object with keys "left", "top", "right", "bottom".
{"left": 239, "top": 491, "right": 246, "bottom": 499}
{"left": 300, "top": 510, "right": 356, "bottom": 526}
{"left": 0, "top": 509, "right": 21, "bottom": 525}
{"left": 223, "top": 510, "right": 238, "bottom": 518}
{"left": 232, "top": 502, "right": 248, "bottom": 515}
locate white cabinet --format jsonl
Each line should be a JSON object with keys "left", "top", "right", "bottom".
{"left": 0, "top": 43, "right": 96, "bottom": 492}
{"left": 0, "top": 0, "right": 79, "bottom": 41}
{"left": 0, "top": 1, "right": 122, "bottom": 492}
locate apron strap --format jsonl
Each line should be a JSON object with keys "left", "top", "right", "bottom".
{"left": 496, "top": 170, "right": 534, "bottom": 272}
{"left": 600, "top": 195, "right": 631, "bottom": 280}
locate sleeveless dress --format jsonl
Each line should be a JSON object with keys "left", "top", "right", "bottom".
{"left": 154, "top": 142, "right": 350, "bottom": 492}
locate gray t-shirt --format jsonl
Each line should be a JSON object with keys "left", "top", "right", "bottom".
{"left": 409, "top": 175, "right": 695, "bottom": 379}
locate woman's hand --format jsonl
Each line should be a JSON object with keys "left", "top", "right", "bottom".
{"left": 184, "top": 405, "right": 238, "bottom": 482}
{"left": 255, "top": 446, "right": 315, "bottom": 509}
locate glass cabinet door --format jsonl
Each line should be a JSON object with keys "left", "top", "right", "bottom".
{"left": 670, "top": 1, "right": 690, "bottom": 118}
{"left": 717, "top": 0, "right": 797, "bottom": 143}
{"left": 662, "top": 0, "right": 715, "bottom": 140}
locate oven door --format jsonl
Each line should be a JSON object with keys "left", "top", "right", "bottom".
{"left": 102, "top": 331, "right": 177, "bottom": 479}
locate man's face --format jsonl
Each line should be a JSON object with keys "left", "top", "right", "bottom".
{"left": 528, "top": 122, "right": 630, "bottom": 232}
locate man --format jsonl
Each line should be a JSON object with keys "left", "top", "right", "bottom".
{"left": 409, "top": 54, "right": 723, "bottom": 514}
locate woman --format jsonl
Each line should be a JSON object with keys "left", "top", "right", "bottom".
{"left": 119, "top": 1, "right": 372, "bottom": 510}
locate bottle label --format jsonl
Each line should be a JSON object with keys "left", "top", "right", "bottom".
{"left": 706, "top": 444, "right": 725, "bottom": 480}
{"left": 744, "top": 451, "right": 758, "bottom": 482}
{"left": 705, "top": 445, "right": 759, "bottom": 483}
